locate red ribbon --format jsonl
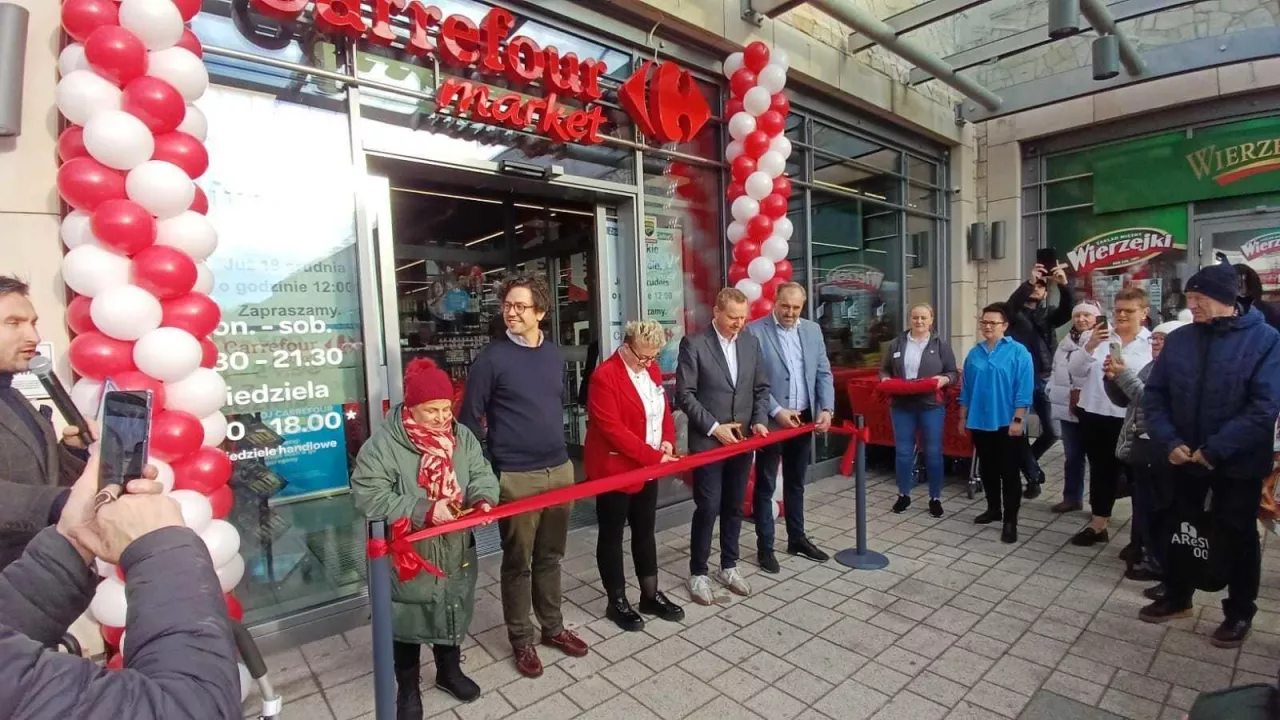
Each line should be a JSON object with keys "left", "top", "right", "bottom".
{"left": 838, "top": 421, "right": 872, "bottom": 477}
{"left": 366, "top": 422, "right": 852, "bottom": 581}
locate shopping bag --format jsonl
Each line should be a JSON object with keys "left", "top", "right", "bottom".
{"left": 1166, "top": 506, "right": 1229, "bottom": 593}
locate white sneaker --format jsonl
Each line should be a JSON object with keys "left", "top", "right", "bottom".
{"left": 714, "top": 567, "right": 751, "bottom": 596}
{"left": 688, "top": 575, "right": 714, "bottom": 606}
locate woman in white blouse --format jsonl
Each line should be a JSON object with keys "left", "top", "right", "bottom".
{"left": 584, "top": 320, "right": 684, "bottom": 632}
{"left": 1067, "top": 287, "right": 1153, "bottom": 547}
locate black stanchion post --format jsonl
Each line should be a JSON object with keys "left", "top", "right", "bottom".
{"left": 368, "top": 519, "right": 397, "bottom": 720}
{"left": 835, "top": 414, "right": 890, "bottom": 571}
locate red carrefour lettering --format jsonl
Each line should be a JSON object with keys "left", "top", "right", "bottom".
{"left": 367, "top": 0, "right": 397, "bottom": 46}
{"left": 313, "top": 0, "right": 367, "bottom": 36}
{"left": 401, "top": 2, "right": 441, "bottom": 55}
{"left": 506, "top": 36, "right": 544, "bottom": 83}
{"left": 248, "top": 0, "right": 307, "bottom": 20}
{"left": 579, "top": 59, "right": 605, "bottom": 102}
{"left": 479, "top": 8, "right": 515, "bottom": 74}
{"left": 439, "top": 14, "right": 481, "bottom": 65}
{"left": 543, "top": 49, "right": 581, "bottom": 96}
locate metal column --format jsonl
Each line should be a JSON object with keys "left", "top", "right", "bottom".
{"left": 1079, "top": 0, "right": 1146, "bottom": 76}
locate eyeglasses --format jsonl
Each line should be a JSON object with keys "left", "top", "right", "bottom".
{"left": 627, "top": 343, "right": 659, "bottom": 364}
{"left": 502, "top": 302, "right": 535, "bottom": 314}
{"left": 1113, "top": 307, "right": 1142, "bottom": 316}
{"left": 978, "top": 320, "right": 1006, "bottom": 327}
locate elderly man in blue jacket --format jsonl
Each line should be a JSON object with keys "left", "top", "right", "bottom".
{"left": 746, "top": 282, "right": 835, "bottom": 573}
{"left": 1140, "top": 261, "right": 1280, "bottom": 649}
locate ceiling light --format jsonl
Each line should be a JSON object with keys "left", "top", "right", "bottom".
{"left": 465, "top": 223, "right": 526, "bottom": 247}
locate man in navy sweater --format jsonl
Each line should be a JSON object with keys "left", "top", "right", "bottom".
{"left": 459, "top": 274, "right": 589, "bottom": 679}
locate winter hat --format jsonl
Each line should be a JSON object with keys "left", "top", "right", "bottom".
{"left": 1185, "top": 261, "right": 1239, "bottom": 307}
{"left": 1152, "top": 320, "right": 1189, "bottom": 336}
{"left": 403, "top": 358, "right": 454, "bottom": 408}
{"left": 1072, "top": 301, "right": 1102, "bottom": 316}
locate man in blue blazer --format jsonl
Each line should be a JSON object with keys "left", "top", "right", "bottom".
{"left": 746, "top": 282, "right": 835, "bottom": 572}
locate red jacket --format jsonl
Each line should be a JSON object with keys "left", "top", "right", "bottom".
{"left": 584, "top": 352, "right": 676, "bottom": 494}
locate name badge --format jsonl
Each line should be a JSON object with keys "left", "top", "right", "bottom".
{"left": 893, "top": 352, "right": 901, "bottom": 358}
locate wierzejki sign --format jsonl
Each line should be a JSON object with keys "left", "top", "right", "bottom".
{"left": 1064, "top": 227, "right": 1184, "bottom": 274}
{"left": 247, "top": 0, "right": 711, "bottom": 145}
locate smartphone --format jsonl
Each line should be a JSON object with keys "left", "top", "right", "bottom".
{"left": 98, "top": 390, "right": 153, "bottom": 492}
{"left": 1109, "top": 342, "right": 1123, "bottom": 364}
{"left": 1096, "top": 315, "right": 1109, "bottom": 331}
{"left": 1035, "top": 248, "right": 1058, "bottom": 270}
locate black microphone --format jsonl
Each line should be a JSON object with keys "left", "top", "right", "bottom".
{"left": 27, "top": 356, "right": 94, "bottom": 442}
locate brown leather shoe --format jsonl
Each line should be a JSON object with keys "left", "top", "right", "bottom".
{"left": 542, "top": 628, "right": 589, "bottom": 658}
{"left": 513, "top": 645, "right": 543, "bottom": 678}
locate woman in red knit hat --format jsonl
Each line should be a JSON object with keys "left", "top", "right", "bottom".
{"left": 350, "top": 358, "right": 498, "bottom": 717}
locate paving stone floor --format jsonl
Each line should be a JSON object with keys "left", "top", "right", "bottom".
{"left": 244, "top": 448, "right": 1280, "bottom": 720}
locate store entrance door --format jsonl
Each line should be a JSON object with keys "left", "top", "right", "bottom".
{"left": 1197, "top": 213, "right": 1280, "bottom": 306}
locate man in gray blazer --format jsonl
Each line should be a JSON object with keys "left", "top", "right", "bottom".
{"left": 747, "top": 282, "right": 834, "bottom": 572}
{"left": 676, "top": 288, "right": 772, "bottom": 605}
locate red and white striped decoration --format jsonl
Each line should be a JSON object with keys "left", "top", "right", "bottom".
{"left": 723, "top": 41, "right": 794, "bottom": 320}
{"left": 53, "top": 0, "right": 243, "bottom": 666}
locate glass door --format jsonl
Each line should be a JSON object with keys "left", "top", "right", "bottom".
{"left": 1197, "top": 213, "right": 1280, "bottom": 306}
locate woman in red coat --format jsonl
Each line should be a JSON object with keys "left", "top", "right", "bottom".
{"left": 585, "top": 320, "right": 685, "bottom": 632}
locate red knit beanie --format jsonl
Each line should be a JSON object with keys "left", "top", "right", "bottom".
{"left": 403, "top": 358, "right": 453, "bottom": 408}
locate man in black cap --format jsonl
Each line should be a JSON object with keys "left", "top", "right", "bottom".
{"left": 1140, "top": 261, "right": 1280, "bottom": 648}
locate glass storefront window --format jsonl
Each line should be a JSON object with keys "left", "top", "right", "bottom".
{"left": 906, "top": 214, "right": 937, "bottom": 312}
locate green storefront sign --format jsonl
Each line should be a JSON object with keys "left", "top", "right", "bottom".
{"left": 1093, "top": 123, "right": 1280, "bottom": 214}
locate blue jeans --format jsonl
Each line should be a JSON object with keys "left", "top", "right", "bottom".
{"left": 889, "top": 406, "right": 945, "bottom": 499}
{"left": 1059, "top": 421, "right": 1086, "bottom": 504}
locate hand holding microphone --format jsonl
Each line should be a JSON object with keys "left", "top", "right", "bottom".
{"left": 27, "top": 356, "right": 94, "bottom": 444}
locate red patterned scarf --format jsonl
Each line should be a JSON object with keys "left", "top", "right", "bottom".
{"left": 401, "top": 406, "right": 462, "bottom": 506}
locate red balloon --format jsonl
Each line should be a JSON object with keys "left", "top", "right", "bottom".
{"left": 730, "top": 155, "right": 756, "bottom": 183}
{"left": 209, "top": 485, "right": 234, "bottom": 520}
{"left": 175, "top": 28, "right": 204, "bottom": 58}
{"left": 61, "top": 0, "right": 118, "bottom": 43}
{"left": 67, "top": 295, "right": 97, "bottom": 335}
{"left": 771, "top": 92, "right": 791, "bottom": 117}
{"left": 111, "top": 371, "right": 166, "bottom": 416}
{"left": 743, "top": 41, "right": 771, "bottom": 74}
{"left": 57, "top": 157, "right": 126, "bottom": 212}
{"left": 760, "top": 193, "right": 788, "bottom": 220}
{"left": 725, "top": 98, "right": 743, "bottom": 119}
{"left": 774, "top": 259, "right": 794, "bottom": 281}
{"left": 161, "top": 293, "right": 221, "bottom": 337}
{"left": 199, "top": 337, "right": 218, "bottom": 368}
{"left": 106, "top": 652, "right": 124, "bottom": 671}
{"left": 726, "top": 182, "right": 746, "bottom": 202}
{"left": 762, "top": 276, "right": 785, "bottom": 300}
{"left": 742, "top": 131, "right": 770, "bottom": 159}
{"left": 224, "top": 593, "right": 243, "bottom": 622}
{"left": 57, "top": 126, "right": 88, "bottom": 162}
{"left": 772, "top": 176, "right": 792, "bottom": 198}
{"left": 729, "top": 68, "right": 757, "bottom": 98}
{"left": 92, "top": 199, "right": 156, "bottom": 256}
{"left": 728, "top": 263, "right": 749, "bottom": 286}
{"left": 733, "top": 240, "right": 760, "bottom": 265}
{"left": 100, "top": 623, "right": 124, "bottom": 650}
{"left": 84, "top": 26, "right": 148, "bottom": 86}
{"left": 121, "top": 76, "right": 186, "bottom": 134}
{"left": 746, "top": 214, "right": 773, "bottom": 241}
{"left": 69, "top": 332, "right": 136, "bottom": 380}
{"left": 173, "top": 447, "right": 232, "bottom": 494}
{"left": 150, "top": 410, "right": 204, "bottom": 462}
{"left": 667, "top": 161, "right": 690, "bottom": 179}
{"left": 757, "top": 110, "right": 785, "bottom": 137}
{"left": 172, "top": 0, "right": 202, "bottom": 21}
{"left": 190, "top": 185, "right": 209, "bottom": 214}
{"left": 750, "top": 298, "right": 774, "bottom": 320}
{"left": 151, "top": 132, "right": 209, "bottom": 179}
{"left": 132, "top": 245, "right": 197, "bottom": 299}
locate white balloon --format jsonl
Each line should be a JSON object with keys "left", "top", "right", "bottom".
{"left": 200, "top": 520, "right": 242, "bottom": 568}
{"left": 95, "top": 558, "right": 117, "bottom": 579}
{"left": 146, "top": 47, "right": 208, "bottom": 102}
{"left": 200, "top": 411, "right": 228, "bottom": 447}
{"left": 726, "top": 221, "right": 747, "bottom": 245}
{"left": 165, "top": 368, "right": 227, "bottom": 417}
{"left": 216, "top": 553, "right": 246, "bottom": 593}
{"left": 126, "top": 161, "right": 195, "bottom": 219}
{"left": 748, "top": 256, "right": 777, "bottom": 284}
{"left": 62, "top": 244, "right": 131, "bottom": 297}
{"left": 730, "top": 196, "right": 760, "bottom": 223}
{"left": 770, "top": 135, "right": 793, "bottom": 159}
{"left": 134, "top": 326, "right": 202, "bottom": 381}
{"left": 60, "top": 211, "right": 98, "bottom": 250}
{"left": 239, "top": 663, "right": 252, "bottom": 703}
{"left": 774, "top": 216, "right": 795, "bottom": 240}
{"left": 727, "top": 112, "right": 757, "bottom": 141}
{"left": 771, "top": 500, "right": 781, "bottom": 520}
{"left": 89, "top": 577, "right": 128, "bottom": 628}
{"left": 118, "top": 0, "right": 184, "bottom": 51}
{"left": 757, "top": 150, "right": 786, "bottom": 178}
{"left": 725, "top": 140, "right": 744, "bottom": 162}
{"left": 58, "top": 44, "right": 89, "bottom": 76}
{"left": 770, "top": 49, "right": 791, "bottom": 71}
{"left": 155, "top": 211, "right": 217, "bottom": 260}
{"left": 761, "top": 235, "right": 790, "bottom": 262}
{"left": 176, "top": 104, "right": 208, "bottom": 142}
{"left": 170, "top": 489, "right": 213, "bottom": 533}
{"left": 743, "top": 86, "right": 772, "bottom": 117}
{"left": 56, "top": 70, "right": 123, "bottom": 126}
{"left": 148, "top": 456, "right": 175, "bottom": 493}
{"left": 745, "top": 171, "right": 773, "bottom": 201}
{"left": 736, "top": 278, "right": 762, "bottom": 303}
{"left": 71, "top": 378, "right": 105, "bottom": 420}
{"left": 723, "top": 52, "right": 745, "bottom": 79}
{"left": 758, "top": 65, "right": 788, "bottom": 94}
{"left": 91, "top": 284, "right": 163, "bottom": 341}
{"left": 83, "top": 111, "right": 156, "bottom": 171}
{"left": 193, "top": 263, "right": 214, "bottom": 294}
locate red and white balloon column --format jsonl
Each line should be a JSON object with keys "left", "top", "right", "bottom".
{"left": 54, "top": 0, "right": 243, "bottom": 667}
{"left": 723, "top": 41, "right": 794, "bottom": 321}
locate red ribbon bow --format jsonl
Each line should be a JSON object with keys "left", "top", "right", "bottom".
{"left": 365, "top": 517, "right": 446, "bottom": 582}
{"left": 838, "top": 421, "right": 872, "bottom": 477}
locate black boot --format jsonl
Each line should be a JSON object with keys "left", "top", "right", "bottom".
{"left": 433, "top": 644, "right": 480, "bottom": 703}
{"left": 606, "top": 588, "right": 645, "bottom": 632}
{"left": 393, "top": 642, "right": 423, "bottom": 720}
{"left": 637, "top": 575, "right": 685, "bottom": 622}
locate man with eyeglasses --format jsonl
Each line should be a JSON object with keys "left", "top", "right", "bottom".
{"left": 459, "top": 274, "right": 589, "bottom": 679}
